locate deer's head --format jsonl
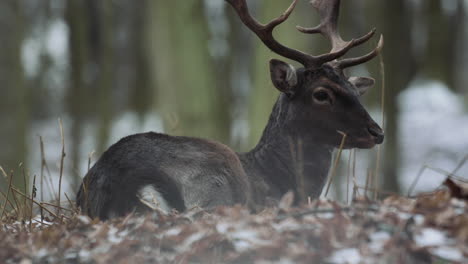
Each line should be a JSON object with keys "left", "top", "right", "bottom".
{"left": 227, "top": 0, "right": 384, "bottom": 149}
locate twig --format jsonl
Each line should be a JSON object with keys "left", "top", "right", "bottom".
{"left": 57, "top": 118, "right": 66, "bottom": 217}
{"left": 378, "top": 50, "right": 386, "bottom": 134}
{"left": 1, "top": 171, "right": 14, "bottom": 219}
{"left": 373, "top": 52, "right": 386, "bottom": 201}
{"left": 11, "top": 191, "right": 22, "bottom": 219}
{"left": 0, "top": 166, "right": 7, "bottom": 179}
{"left": 33, "top": 218, "right": 52, "bottom": 226}
{"left": 364, "top": 168, "right": 372, "bottom": 199}
{"left": 21, "top": 164, "right": 28, "bottom": 217}
{"left": 325, "top": 131, "right": 347, "bottom": 197}
{"left": 373, "top": 146, "right": 381, "bottom": 200}
{"left": 352, "top": 149, "right": 359, "bottom": 201}
{"left": 64, "top": 192, "right": 78, "bottom": 213}
{"left": 407, "top": 165, "right": 427, "bottom": 197}
{"left": 346, "top": 151, "right": 351, "bottom": 204}
{"left": 0, "top": 168, "right": 18, "bottom": 217}
{"left": 450, "top": 154, "right": 468, "bottom": 177}
{"left": 408, "top": 164, "right": 467, "bottom": 197}
{"left": 40, "top": 202, "right": 74, "bottom": 212}
{"left": 356, "top": 185, "right": 399, "bottom": 197}
{"left": 88, "top": 151, "right": 95, "bottom": 172}
{"left": 11, "top": 187, "right": 66, "bottom": 221}
{"left": 276, "top": 205, "right": 378, "bottom": 220}
{"left": 39, "top": 136, "right": 58, "bottom": 201}
{"left": 0, "top": 190, "right": 18, "bottom": 217}
{"left": 21, "top": 164, "right": 27, "bottom": 202}
{"left": 30, "top": 175, "right": 37, "bottom": 232}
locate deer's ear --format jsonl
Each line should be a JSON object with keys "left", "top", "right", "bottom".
{"left": 348, "top": 77, "right": 375, "bottom": 96}
{"left": 270, "top": 59, "right": 297, "bottom": 96}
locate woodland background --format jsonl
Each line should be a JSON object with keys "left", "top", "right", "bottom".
{"left": 0, "top": 0, "right": 467, "bottom": 201}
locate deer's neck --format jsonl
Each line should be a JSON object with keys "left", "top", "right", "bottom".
{"left": 239, "top": 97, "right": 333, "bottom": 205}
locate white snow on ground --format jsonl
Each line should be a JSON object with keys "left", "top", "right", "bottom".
{"left": 414, "top": 228, "right": 449, "bottom": 247}
{"left": 368, "top": 231, "right": 391, "bottom": 253}
{"left": 413, "top": 227, "right": 464, "bottom": 262}
{"left": 430, "top": 246, "right": 464, "bottom": 262}
{"left": 327, "top": 248, "right": 362, "bottom": 264}
{"left": 398, "top": 80, "right": 468, "bottom": 194}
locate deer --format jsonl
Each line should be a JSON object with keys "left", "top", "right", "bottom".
{"left": 76, "top": 0, "right": 384, "bottom": 220}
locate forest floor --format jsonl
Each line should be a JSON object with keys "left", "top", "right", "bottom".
{"left": 0, "top": 178, "right": 467, "bottom": 264}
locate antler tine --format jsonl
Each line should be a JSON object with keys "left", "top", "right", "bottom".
{"left": 338, "top": 35, "right": 384, "bottom": 69}
{"left": 297, "top": 0, "right": 347, "bottom": 53}
{"left": 297, "top": 0, "right": 380, "bottom": 67}
{"left": 225, "top": 0, "right": 313, "bottom": 67}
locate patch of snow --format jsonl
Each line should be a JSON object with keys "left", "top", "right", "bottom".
{"left": 396, "top": 212, "right": 413, "bottom": 220}
{"left": 107, "top": 226, "right": 123, "bottom": 244}
{"left": 272, "top": 219, "right": 300, "bottom": 232}
{"left": 317, "top": 212, "right": 335, "bottom": 219}
{"left": 78, "top": 249, "right": 92, "bottom": 262}
{"left": 76, "top": 215, "right": 91, "bottom": 225}
{"left": 182, "top": 232, "right": 205, "bottom": 248}
{"left": 233, "top": 240, "right": 251, "bottom": 252}
{"left": 36, "top": 248, "right": 49, "bottom": 259}
{"left": 430, "top": 246, "right": 464, "bottom": 262}
{"left": 327, "top": 248, "right": 362, "bottom": 264}
{"left": 414, "top": 228, "right": 448, "bottom": 247}
{"left": 413, "top": 214, "right": 425, "bottom": 225}
{"left": 216, "top": 222, "right": 231, "bottom": 234}
{"left": 45, "top": 19, "right": 69, "bottom": 66}
{"left": 164, "top": 227, "right": 182, "bottom": 237}
{"left": 368, "top": 231, "right": 391, "bottom": 253}
{"left": 398, "top": 80, "right": 468, "bottom": 194}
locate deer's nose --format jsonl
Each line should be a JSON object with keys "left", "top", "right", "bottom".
{"left": 368, "top": 126, "right": 384, "bottom": 144}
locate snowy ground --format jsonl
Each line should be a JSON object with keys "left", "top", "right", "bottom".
{"left": 1, "top": 187, "right": 467, "bottom": 263}
{"left": 398, "top": 80, "right": 468, "bottom": 194}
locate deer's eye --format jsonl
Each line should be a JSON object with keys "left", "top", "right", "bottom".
{"left": 313, "top": 91, "right": 329, "bottom": 102}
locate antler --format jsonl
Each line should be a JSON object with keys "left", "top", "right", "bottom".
{"left": 226, "top": 0, "right": 383, "bottom": 69}
{"left": 297, "top": 0, "right": 383, "bottom": 69}
{"left": 225, "top": 0, "right": 315, "bottom": 67}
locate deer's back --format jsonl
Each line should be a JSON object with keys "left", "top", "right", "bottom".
{"left": 76, "top": 132, "right": 250, "bottom": 219}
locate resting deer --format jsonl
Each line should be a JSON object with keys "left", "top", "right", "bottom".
{"left": 77, "top": 0, "right": 384, "bottom": 220}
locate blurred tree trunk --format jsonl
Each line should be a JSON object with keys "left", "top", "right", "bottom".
{"left": 249, "top": 0, "right": 311, "bottom": 145}
{"left": 65, "top": 0, "right": 89, "bottom": 189}
{"left": 226, "top": 4, "right": 256, "bottom": 150}
{"left": 453, "top": 0, "right": 466, "bottom": 95}
{"left": 147, "top": 1, "right": 228, "bottom": 142}
{"left": 378, "top": 0, "right": 416, "bottom": 194}
{"left": 0, "top": 1, "right": 28, "bottom": 191}
{"left": 130, "top": 0, "right": 153, "bottom": 120}
{"left": 423, "top": 0, "right": 463, "bottom": 89}
{"left": 93, "top": 0, "right": 115, "bottom": 154}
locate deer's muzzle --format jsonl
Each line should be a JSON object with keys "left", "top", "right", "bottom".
{"left": 368, "top": 126, "right": 384, "bottom": 144}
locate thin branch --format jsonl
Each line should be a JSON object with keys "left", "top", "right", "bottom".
{"left": 1, "top": 171, "right": 14, "bottom": 219}
{"left": 64, "top": 192, "right": 78, "bottom": 213}
{"left": 276, "top": 205, "right": 378, "bottom": 220}
{"left": 30, "top": 175, "right": 36, "bottom": 232}
{"left": 11, "top": 187, "right": 65, "bottom": 221}
{"left": 355, "top": 185, "right": 399, "bottom": 197}
{"left": 88, "top": 151, "right": 95, "bottom": 172}
{"left": 374, "top": 52, "right": 386, "bottom": 201}
{"left": 0, "top": 190, "right": 18, "bottom": 217}
{"left": 346, "top": 151, "right": 351, "bottom": 204}
{"left": 325, "top": 131, "right": 347, "bottom": 197}
{"left": 40, "top": 202, "right": 74, "bottom": 212}
{"left": 57, "top": 118, "right": 66, "bottom": 217}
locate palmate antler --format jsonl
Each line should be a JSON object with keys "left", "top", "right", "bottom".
{"left": 226, "top": 0, "right": 383, "bottom": 69}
